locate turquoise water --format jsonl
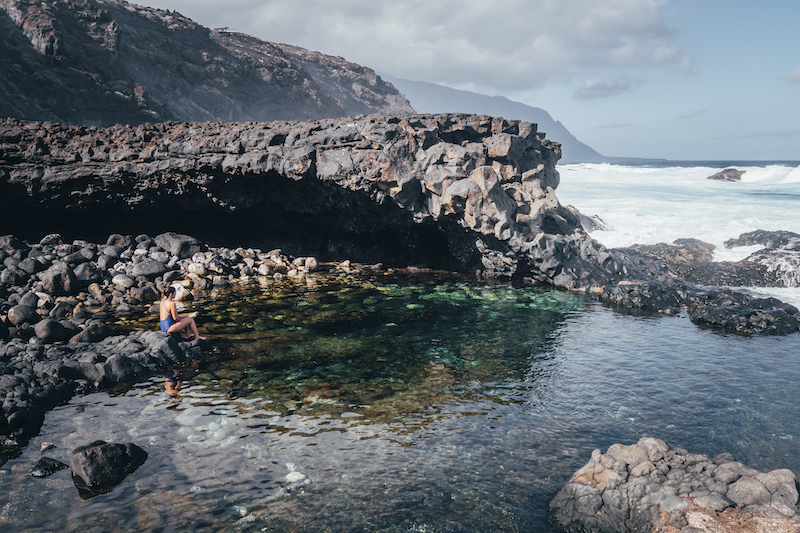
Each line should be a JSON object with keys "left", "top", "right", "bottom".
{"left": 2, "top": 271, "right": 800, "bottom": 532}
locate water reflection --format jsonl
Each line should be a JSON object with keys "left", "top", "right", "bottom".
{"left": 3, "top": 271, "right": 800, "bottom": 532}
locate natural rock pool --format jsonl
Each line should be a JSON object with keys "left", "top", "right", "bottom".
{"left": 2, "top": 270, "right": 800, "bottom": 532}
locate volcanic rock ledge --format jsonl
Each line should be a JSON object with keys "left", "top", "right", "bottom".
{"left": 549, "top": 438, "right": 800, "bottom": 533}
{"left": 0, "top": 113, "right": 624, "bottom": 287}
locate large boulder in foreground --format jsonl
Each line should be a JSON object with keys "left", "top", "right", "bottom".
{"left": 70, "top": 440, "right": 147, "bottom": 497}
{"left": 548, "top": 438, "right": 800, "bottom": 532}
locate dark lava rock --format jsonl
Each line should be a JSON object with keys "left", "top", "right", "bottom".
{"left": 154, "top": 232, "right": 203, "bottom": 259}
{"left": 568, "top": 205, "right": 606, "bottom": 232}
{"left": 725, "top": 229, "right": 800, "bottom": 250}
{"left": 675, "top": 260, "right": 783, "bottom": 287}
{"left": 131, "top": 259, "right": 167, "bottom": 278}
{"left": 707, "top": 168, "right": 746, "bottom": 181}
{"left": 70, "top": 440, "right": 147, "bottom": 497}
{"left": 690, "top": 304, "right": 800, "bottom": 335}
{"left": 34, "top": 318, "right": 69, "bottom": 343}
{"left": 7, "top": 304, "right": 39, "bottom": 326}
{"left": 69, "top": 321, "right": 112, "bottom": 343}
{"left": 30, "top": 456, "right": 69, "bottom": 478}
{"left": 622, "top": 238, "right": 716, "bottom": 267}
{"left": 39, "top": 263, "right": 78, "bottom": 296}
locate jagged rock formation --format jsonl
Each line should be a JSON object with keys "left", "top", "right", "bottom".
{"left": 0, "top": 0, "right": 413, "bottom": 125}
{"left": 0, "top": 113, "right": 625, "bottom": 287}
{"left": 548, "top": 438, "right": 800, "bottom": 533}
{"left": 707, "top": 168, "right": 746, "bottom": 181}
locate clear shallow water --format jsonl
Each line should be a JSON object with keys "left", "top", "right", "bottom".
{"left": 2, "top": 273, "right": 800, "bottom": 532}
{"left": 557, "top": 161, "right": 800, "bottom": 307}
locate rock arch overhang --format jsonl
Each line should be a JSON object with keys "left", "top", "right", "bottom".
{"left": 0, "top": 113, "right": 622, "bottom": 286}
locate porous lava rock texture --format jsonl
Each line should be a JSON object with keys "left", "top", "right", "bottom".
{"left": 0, "top": 113, "right": 624, "bottom": 287}
{"left": 0, "top": 0, "right": 413, "bottom": 125}
{"left": 548, "top": 438, "right": 800, "bottom": 533}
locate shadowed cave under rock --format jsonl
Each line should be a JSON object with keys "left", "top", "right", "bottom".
{"left": 3, "top": 169, "right": 470, "bottom": 271}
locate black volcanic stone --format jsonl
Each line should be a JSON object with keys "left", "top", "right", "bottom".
{"left": 70, "top": 440, "right": 147, "bottom": 497}
{"left": 154, "top": 232, "right": 202, "bottom": 259}
{"left": 8, "top": 304, "right": 39, "bottom": 326}
{"left": 40, "top": 263, "right": 78, "bottom": 295}
{"left": 131, "top": 259, "right": 167, "bottom": 278}
{"left": 30, "top": 456, "right": 69, "bottom": 478}
{"left": 34, "top": 319, "right": 69, "bottom": 343}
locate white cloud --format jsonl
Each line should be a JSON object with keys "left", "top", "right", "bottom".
{"left": 786, "top": 68, "right": 800, "bottom": 83}
{"left": 573, "top": 75, "right": 644, "bottom": 99}
{"left": 677, "top": 109, "right": 705, "bottom": 119}
{"left": 135, "top": 0, "right": 688, "bottom": 95}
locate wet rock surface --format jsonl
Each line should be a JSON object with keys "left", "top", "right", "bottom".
{"left": 610, "top": 236, "right": 800, "bottom": 334}
{"left": 548, "top": 438, "right": 800, "bottom": 533}
{"left": 29, "top": 455, "right": 68, "bottom": 478}
{"left": 707, "top": 168, "right": 746, "bottom": 181}
{"left": 70, "top": 440, "right": 147, "bottom": 498}
{"left": 0, "top": 328, "right": 212, "bottom": 461}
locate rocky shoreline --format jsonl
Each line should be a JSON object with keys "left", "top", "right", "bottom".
{"left": 548, "top": 438, "right": 800, "bottom": 533}
{"left": 0, "top": 229, "right": 326, "bottom": 462}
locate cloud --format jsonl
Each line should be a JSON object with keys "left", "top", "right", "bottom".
{"left": 573, "top": 75, "right": 644, "bottom": 99}
{"left": 677, "top": 109, "right": 705, "bottom": 119}
{"left": 135, "top": 0, "right": 688, "bottom": 96}
{"left": 786, "top": 68, "right": 800, "bottom": 83}
{"left": 677, "top": 56, "right": 695, "bottom": 73}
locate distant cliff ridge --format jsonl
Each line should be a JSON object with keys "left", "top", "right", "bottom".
{"left": 0, "top": 0, "right": 414, "bottom": 125}
{"left": 382, "top": 75, "right": 606, "bottom": 164}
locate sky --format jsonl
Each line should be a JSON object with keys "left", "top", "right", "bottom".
{"left": 136, "top": 0, "right": 800, "bottom": 161}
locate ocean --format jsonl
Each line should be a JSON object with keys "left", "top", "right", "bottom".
{"left": 557, "top": 161, "right": 800, "bottom": 307}
{"left": 2, "top": 162, "right": 800, "bottom": 532}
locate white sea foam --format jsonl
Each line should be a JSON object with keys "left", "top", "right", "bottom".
{"left": 556, "top": 162, "right": 800, "bottom": 305}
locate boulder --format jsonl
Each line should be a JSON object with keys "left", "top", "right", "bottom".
{"left": 131, "top": 259, "right": 167, "bottom": 278}
{"left": 40, "top": 263, "right": 78, "bottom": 295}
{"left": 548, "top": 438, "right": 800, "bottom": 533}
{"left": 154, "top": 232, "right": 202, "bottom": 259}
{"left": 8, "top": 304, "right": 39, "bottom": 326}
{"left": 74, "top": 262, "right": 103, "bottom": 283}
{"left": 69, "top": 321, "right": 113, "bottom": 343}
{"left": 70, "top": 440, "right": 147, "bottom": 496}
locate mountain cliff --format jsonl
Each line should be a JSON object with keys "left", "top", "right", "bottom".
{"left": 382, "top": 75, "right": 605, "bottom": 164}
{"left": 0, "top": 0, "right": 414, "bottom": 125}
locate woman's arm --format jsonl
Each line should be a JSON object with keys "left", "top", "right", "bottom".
{"left": 168, "top": 300, "right": 180, "bottom": 321}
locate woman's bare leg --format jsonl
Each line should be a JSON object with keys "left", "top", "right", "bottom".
{"left": 169, "top": 317, "right": 206, "bottom": 340}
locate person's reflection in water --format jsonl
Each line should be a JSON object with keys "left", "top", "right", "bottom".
{"left": 164, "top": 369, "right": 182, "bottom": 403}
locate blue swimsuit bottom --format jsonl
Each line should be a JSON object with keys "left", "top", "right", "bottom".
{"left": 160, "top": 315, "right": 176, "bottom": 332}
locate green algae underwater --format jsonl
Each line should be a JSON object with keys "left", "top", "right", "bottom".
{"left": 125, "top": 269, "right": 585, "bottom": 426}
{"left": 8, "top": 268, "right": 800, "bottom": 532}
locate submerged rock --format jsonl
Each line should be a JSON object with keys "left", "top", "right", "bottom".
{"left": 30, "top": 456, "right": 69, "bottom": 478}
{"left": 70, "top": 440, "right": 147, "bottom": 497}
{"left": 548, "top": 438, "right": 800, "bottom": 533}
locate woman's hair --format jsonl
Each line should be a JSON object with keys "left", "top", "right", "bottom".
{"left": 161, "top": 286, "right": 177, "bottom": 299}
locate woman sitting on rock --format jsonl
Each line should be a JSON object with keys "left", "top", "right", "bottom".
{"left": 159, "top": 286, "right": 206, "bottom": 340}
